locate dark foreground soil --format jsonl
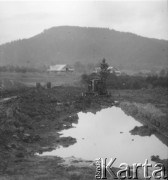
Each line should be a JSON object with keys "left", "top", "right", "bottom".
{"left": 0, "top": 86, "right": 115, "bottom": 180}
{"left": 0, "top": 87, "right": 167, "bottom": 179}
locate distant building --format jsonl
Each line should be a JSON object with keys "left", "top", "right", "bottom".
{"left": 47, "top": 64, "right": 74, "bottom": 72}
{"left": 108, "top": 66, "right": 121, "bottom": 76}
{"left": 93, "top": 66, "right": 121, "bottom": 76}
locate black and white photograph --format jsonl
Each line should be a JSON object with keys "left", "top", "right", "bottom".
{"left": 0, "top": 0, "right": 168, "bottom": 179}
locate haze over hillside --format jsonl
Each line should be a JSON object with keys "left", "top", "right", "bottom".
{"left": 0, "top": 26, "right": 167, "bottom": 71}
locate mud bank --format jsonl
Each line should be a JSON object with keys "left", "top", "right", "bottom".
{"left": 119, "top": 102, "right": 168, "bottom": 138}
{"left": 129, "top": 125, "right": 156, "bottom": 136}
{"left": 117, "top": 91, "right": 168, "bottom": 171}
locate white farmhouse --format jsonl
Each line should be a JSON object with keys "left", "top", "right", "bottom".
{"left": 47, "top": 64, "right": 74, "bottom": 72}
{"left": 93, "top": 66, "right": 121, "bottom": 76}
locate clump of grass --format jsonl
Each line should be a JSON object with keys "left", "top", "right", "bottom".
{"left": 130, "top": 125, "right": 156, "bottom": 136}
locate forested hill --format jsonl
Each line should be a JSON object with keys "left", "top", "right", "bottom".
{"left": 0, "top": 26, "right": 167, "bottom": 70}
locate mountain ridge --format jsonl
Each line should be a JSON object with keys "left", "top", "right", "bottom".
{"left": 0, "top": 26, "right": 167, "bottom": 70}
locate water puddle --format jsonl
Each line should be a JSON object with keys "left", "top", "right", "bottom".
{"left": 41, "top": 107, "right": 168, "bottom": 166}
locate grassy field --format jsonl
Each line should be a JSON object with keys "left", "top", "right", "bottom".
{"left": 0, "top": 72, "right": 82, "bottom": 87}
{"left": 110, "top": 88, "right": 168, "bottom": 112}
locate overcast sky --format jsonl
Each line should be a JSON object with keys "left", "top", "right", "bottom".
{"left": 0, "top": 0, "right": 168, "bottom": 45}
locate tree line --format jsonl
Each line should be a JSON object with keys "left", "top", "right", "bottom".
{"left": 0, "top": 65, "right": 45, "bottom": 73}
{"left": 81, "top": 73, "right": 168, "bottom": 89}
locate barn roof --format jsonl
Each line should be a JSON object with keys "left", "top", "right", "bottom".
{"left": 48, "top": 64, "right": 67, "bottom": 71}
